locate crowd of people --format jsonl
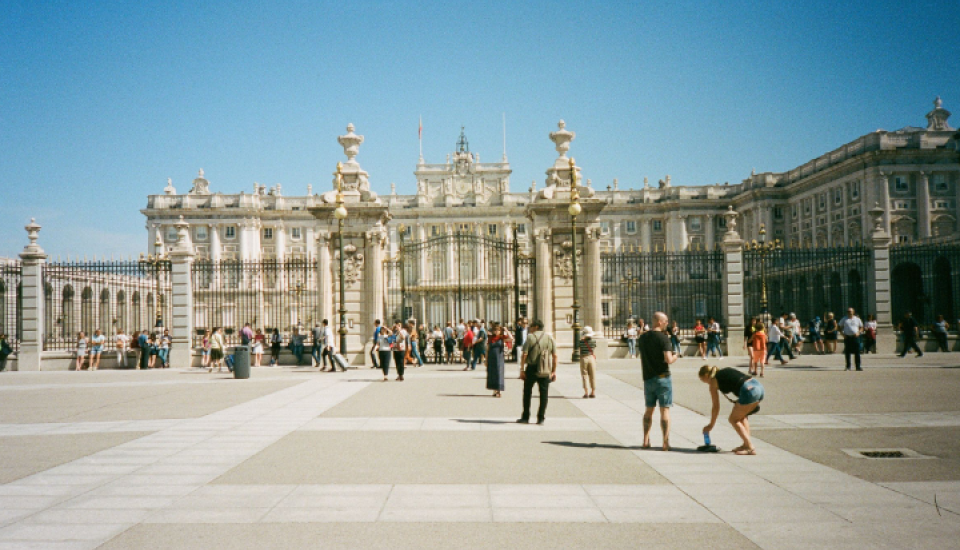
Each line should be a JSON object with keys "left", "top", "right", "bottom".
{"left": 70, "top": 328, "right": 173, "bottom": 371}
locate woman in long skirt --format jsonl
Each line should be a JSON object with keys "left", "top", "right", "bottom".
{"left": 486, "top": 324, "right": 511, "bottom": 398}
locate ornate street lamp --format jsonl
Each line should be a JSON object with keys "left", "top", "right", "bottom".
{"left": 398, "top": 223, "right": 407, "bottom": 322}
{"left": 568, "top": 158, "right": 582, "bottom": 362}
{"left": 745, "top": 223, "right": 781, "bottom": 323}
{"left": 333, "top": 162, "right": 349, "bottom": 356}
{"left": 139, "top": 232, "right": 168, "bottom": 329}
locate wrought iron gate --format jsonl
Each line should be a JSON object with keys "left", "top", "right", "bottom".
{"left": 384, "top": 233, "right": 535, "bottom": 328}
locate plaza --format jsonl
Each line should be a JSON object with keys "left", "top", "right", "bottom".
{"left": 0, "top": 353, "right": 958, "bottom": 549}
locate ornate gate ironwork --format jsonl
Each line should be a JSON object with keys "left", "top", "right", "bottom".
{"left": 384, "top": 233, "right": 535, "bottom": 330}
{"left": 601, "top": 249, "right": 724, "bottom": 338}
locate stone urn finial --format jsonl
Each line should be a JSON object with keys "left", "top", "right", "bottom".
{"left": 338, "top": 123, "right": 364, "bottom": 163}
{"left": 549, "top": 120, "right": 575, "bottom": 159}
{"left": 21, "top": 218, "right": 45, "bottom": 257}
{"left": 723, "top": 206, "right": 740, "bottom": 241}
{"left": 868, "top": 202, "right": 887, "bottom": 236}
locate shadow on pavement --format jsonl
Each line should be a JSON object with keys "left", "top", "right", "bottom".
{"left": 544, "top": 441, "right": 703, "bottom": 454}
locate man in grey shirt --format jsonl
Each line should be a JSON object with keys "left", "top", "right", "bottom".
{"left": 840, "top": 307, "right": 864, "bottom": 371}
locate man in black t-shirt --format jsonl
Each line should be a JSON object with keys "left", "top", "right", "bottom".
{"left": 638, "top": 312, "right": 678, "bottom": 451}
{"left": 898, "top": 312, "right": 923, "bottom": 358}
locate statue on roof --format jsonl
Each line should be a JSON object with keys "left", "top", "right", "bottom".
{"left": 926, "top": 96, "right": 954, "bottom": 131}
{"left": 189, "top": 169, "right": 211, "bottom": 195}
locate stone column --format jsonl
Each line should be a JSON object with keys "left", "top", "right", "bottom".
{"left": 363, "top": 230, "right": 385, "bottom": 366}
{"left": 239, "top": 222, "right": 249, "bottom": 261}
{"left": 209, "top": 224, "right": 221, "bottom": 261}
{"left": 721, "top": 207, "right": 746, "bottom": 356}
{"left": 918, "top": 172, "right": 932, "bottom": 239}
{"left": 704, "top": 214, "right": 715, "bottom": 250}
{"left": 640, "top": 218, "right": 652, "bottom": 252}
{"left": 168, "top": 217, "right": 196, "bottom": 368}
{"left": 446, "top": 225, "right": 456, "bottom": 285}
{"left": 583, "top": 226, "right": 607, "bottom": 359}
{"left": 879, "top": 172, "right": 892, "bottom": 235}
{"left": 276, "top": 223, "right": 286, "bottom": 261}
{"left": 17, "top": 219, "right": 47, "bottom": 371}
{"left": 317, "top": 234, "right": 332, "bottom": 322}
{"left": 867, "top": 204, "right": 895, "bottom": 352}
{"left": 534, "top": 228, "right": 554, "bottom": 334}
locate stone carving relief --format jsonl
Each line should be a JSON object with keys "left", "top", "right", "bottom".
{"left": 553, "top": 241, "right": 582, "bottom": 280}
{"left": 335, "top": 243, "right": 365, "bottom": 286}
{"left": 189, "top": 169, "right": 210, "bottom": 195}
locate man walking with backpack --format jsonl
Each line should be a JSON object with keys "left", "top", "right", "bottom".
{"left": 517, "top": 320, "right": 557, "bottom": 425}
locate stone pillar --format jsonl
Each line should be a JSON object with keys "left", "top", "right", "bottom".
{"left": 363, "top": 230, "right": 385, "bottom": 366}
{"left": 209, "top": 224, "right": 221, "bottom": 261}
{"left": 640, "top": 218, "right": 652, "bottom": 252}
{"left": 317, "top": 234, "right": 332, "bottom": 322}
{"left": 534, "top": 228, "right": 554, "bottom": 334}
{"left": 239, "top": 222, "right": 250, "bottom": 261}
{"left": 918, "top": 172, "right": 932, "bottom": 239}
{"left": 583, "top": 226, "right": 607, "bottom": 359}
{"left": 879, "top": 172, "right": 892, "bottom": 235}
{"left": 721, "top": 207, "right": 746, "bottom": 356}
{"left": 17, "top": 219, "right": 47, "bottom": 371}
{"left": 446, "top": 225, "right": 456, "bottom": 285}
{"left": 276, "top": 223, "right": 286, "bottom": 261}
{"left": 867, "top": 204, "right": 895, "bottom": 352}
{"left": 168, "top": 217, "right": 196, "bottom": 368}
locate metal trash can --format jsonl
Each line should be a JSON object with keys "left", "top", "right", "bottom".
{"left": 233, "top": 346, "right": 251, "bottom": 379}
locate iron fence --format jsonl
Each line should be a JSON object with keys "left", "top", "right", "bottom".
{"left": 386, "top": 234, "right": 536, "bottom": 330}
{"left": 601, "top": 250, "right": 724, "bottom": 338}
{"left": 890, "top": 243, "right": 960, "bottom": 328}
{"left": 191, "top": 259, "right": 320, "bottom": 347}
{"left": 42, "top": 260, "right": 172, "bottom": 351}
{"left": 0, "top": 261, "right": 22, "bottom": 352}
{"left": 743, "top": 245, "right": 872, "bottom": 326}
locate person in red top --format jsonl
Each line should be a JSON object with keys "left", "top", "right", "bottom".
{"left": 461, "top": 322, "right": 475, "bottom": 371}
{"left": 749, "top": 320, "right": 767, "bottom": 377}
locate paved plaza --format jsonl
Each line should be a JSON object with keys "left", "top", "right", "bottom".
{"left": 0, "top": 352, "right": 958, "bottom": 549}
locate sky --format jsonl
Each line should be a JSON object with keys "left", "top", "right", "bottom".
{"left": 2, "top": 0, "right": 958, "bottom": 258}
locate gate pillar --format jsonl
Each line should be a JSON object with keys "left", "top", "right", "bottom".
{"left": 721, "top": 207, "right": 747, "bottom": 357}
{"left": 867, "top": 204, "right": 895, "bottom": 353}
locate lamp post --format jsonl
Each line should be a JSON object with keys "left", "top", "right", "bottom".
{"left": 333, "top": 162, "right": 349, "bottom": 356}
{"left": 745, "top": 223, "right": 780, "bottom": 323}
{"left": 623, "top": 271, "right": 639, "bottom": 321}
{"left": 398, "top": 224, "right": 407, "bottom": 322}
{"left": 568, "top": 157, "right": 582, "bottom": 362}
{"left": 139, "top": 233, "right": 168, "bottom": 329}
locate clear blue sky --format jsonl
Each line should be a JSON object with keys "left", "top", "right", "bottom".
{"left": 2, "top": 0, "right": 958, "bottom": 258}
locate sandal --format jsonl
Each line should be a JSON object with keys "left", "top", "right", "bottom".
{"left": 734, "top": 448, "right": 757, "bottom": 455}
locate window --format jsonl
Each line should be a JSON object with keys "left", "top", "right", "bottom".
{"left": 516, "top": 223, "right": 526, "bottom": 235}
{"left": 934, "top": 174, "right": 948, "bottom": 192}
{"left": 263, "top": 228, "right": 273, "bottom": 240}
{"left": 688, "top": 217, "right": 702, "bottom": 231}
{"left": 487, "top": 224, "right": 498, "bottom": 236}
{"left": 653, "top": 220, "right": 662, "bottom": 231}
{"left": 600, "top": 222, "right": 610, "bottom": 234}
{"left": 773, "top": 207, "right": 784, "bottom": 220}
{"left": 195, "top": 226, "right": 208, "bottom": 241}
{"left": 834, "top": 188, "right": 843, "bottom": 206}
{"left": 225, "top": 226, "right": 236, "bottom": 239}
{"left": 804, "top": 201, "right": 811, "bottom": 216}
{"left": 792, "top": 205, "right": 798, "bottom": 219}
{"left": 896, "top": 201, "right": 910, "bottom": 210}
{"left": 718, "top": 216, "right": 726, "bottom": 228}
{"left": 602, "top": 302, "right": 610, "bottom": 317}
{"left": 625, "top": 220, "right": 636, "bottom": 233}
{"left": 896, "top": 234, "right": 911, "bottom": 244}
{"left": 936, "top": 200, "right": 950, "bottom": 209}
{"left": 403, "top": 226, "right": 413, "bottom": 237}
{"left": 818, "top": 194, "right": 826, "bottom": 210}
{"left": 291, "top": 228, "right": 302, "bottom": 240}
{"left": 851, "top": 180, "right": 860, "bottom": 199}
{"left": 431, "top": 225, "right": 441, "bottom": 237}
{"left": 895, "top": 176, "right": 908, "bottom": 192}
{"left": 456, "top": 223, "right": 469, "bottom": 233}
{"left": 165, "top": 227, "right": 177, "bottom": 241}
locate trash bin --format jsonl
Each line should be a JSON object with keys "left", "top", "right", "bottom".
{"left": 233, "top": 345, "right": 251, "bottom": 379}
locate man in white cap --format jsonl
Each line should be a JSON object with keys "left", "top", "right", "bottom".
{"left": 579, "top": 326, "right": 598, "bottom": 398}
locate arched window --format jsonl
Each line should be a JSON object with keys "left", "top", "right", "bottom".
{"left": 933, "top": 257, "right": 954, "bottom": 322}
{"left": 62, "top": 285, "right": 75, "bottom": 337}
{"left": 131, "top": 291, "right": 141, "bottom": 331}
{"left": 116, "top": 290, "right": 126, "bottom": 332}
{"left": 933, "top": 216, "right": 956, "bottom": 238}
{"left": 892, "top": 262, "right": 924, "bottom": 324}
{"left": 81, "top": 287, "right": 94, "bottom": 335}
{"left": 99, "top": 289, "right": 110, "bottom": 332}
{"left": 812, "top": 274, "right": 827, "bottom": 318}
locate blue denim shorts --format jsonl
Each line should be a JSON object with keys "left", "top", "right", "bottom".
{"left": 739, "top": 379, "right": 764, "bottom": 405}
{"left": 643, "top": 376, "right": 673, "bottom": 408}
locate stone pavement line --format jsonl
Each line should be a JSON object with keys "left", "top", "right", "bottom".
{"left": 0, "top": 378, "right": 369, "bottom": 549}
{"left": 549, "top": 371, "right": 960, "bottom": 549}
{"left": 297, "top": 416, "right": 603, "bottom": 431}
